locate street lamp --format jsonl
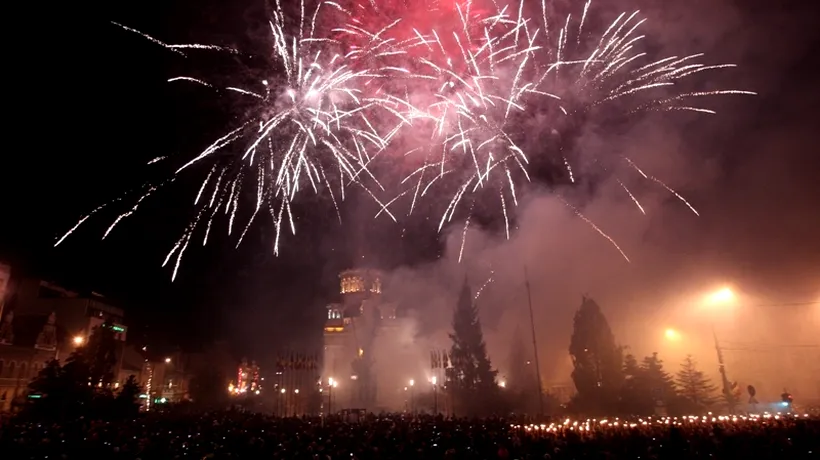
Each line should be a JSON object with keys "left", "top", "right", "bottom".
{"left": 703, "top": 287, "right": 737, "bottom": 413}
{"left": 327, "top": 377, "right": 337, "bottom": 415}
{"left": 73, "top": 336, "right": 84, "bottom": 346}
{"left": 664, "top": 328, "right": 681, "bottom": 341}
{"left": 165, "top": 357, "right": 172, "bottom": 364}
{"left": 408, "top": 379, "right": 415, "bottom": 414}
{"left": 430, "top": 376, "right": 438, "bottom": 414}
{"left": 706, "top": 287, "right": 736, "bottom": 306}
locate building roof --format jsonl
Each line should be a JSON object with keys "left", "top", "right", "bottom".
{"left": 6, "top": 313, "right": 68, "bottom": 348}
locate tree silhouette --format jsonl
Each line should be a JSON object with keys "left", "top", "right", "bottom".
{"left": 568, "top": 296, "right": 623, "bottom": 414}
{"left": 28, "top": 359, "right": 62, "bottom": 396}
{"left": 449, "top": 278, "right": 498, "bottom": 415}
{"left": 115, "top": 375, "right": 142, "bottom": 417}
{"left": 641, "top": 352, "right": 677, "bottom": 409}
{"left": 25, "top": 324, "right": 122, "bottom": 420}
{"left": 26, "top": 359, "right": 65, "bottom": 418}
{"left": 619, "top": 352, "right": 653, "bottom": 415}
{"left": 676, "top": 355, "right": 718, "bottom": 414}
{"left": 85, "top": 322, "right": 118, "bottom": 387}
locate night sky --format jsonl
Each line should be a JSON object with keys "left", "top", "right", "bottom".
{"left": 2, "top": 0, "right": 819, "bottom": 369}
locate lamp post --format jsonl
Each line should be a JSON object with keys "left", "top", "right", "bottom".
{"left": 327, "top": 378, "right": 337, "bottom": 415}
{"left": 431, "top": 376, "right": 438, "bottom": 415}
{"left": 704, "top": 287, "right": 737, "bottom": 413}
{"left": 409, "top": 379, "right": 415, "bottom": 415}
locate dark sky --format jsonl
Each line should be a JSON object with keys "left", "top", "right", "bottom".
{"left": 3, "top": 0, "right": 819, "bottom": 368}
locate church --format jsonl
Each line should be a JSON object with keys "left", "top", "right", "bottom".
{"left": 322, "top": 268, "right": 417, "bottom": 412}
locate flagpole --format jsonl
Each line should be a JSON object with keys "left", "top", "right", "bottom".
{"left": 524, "top": 266, "right": 545, "bottom": 417}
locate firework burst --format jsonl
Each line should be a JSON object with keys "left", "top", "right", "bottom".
{"left": 56, "top": 0, "right": 753, "bottom": 276}
{"left": 378, "top": 0, "right": 753, "bottom": 261}
{"left": 58, "top": 0, "right": 404, "bottom": 280}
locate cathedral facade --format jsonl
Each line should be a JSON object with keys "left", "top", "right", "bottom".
{"left": 322, "top": 268, "right": 414, "bottom": 412}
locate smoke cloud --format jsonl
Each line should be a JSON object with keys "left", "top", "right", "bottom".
{"left": 369, "top": 0, "right": 820, "bottom": 402}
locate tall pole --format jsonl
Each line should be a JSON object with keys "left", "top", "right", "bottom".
{"left": 433, "top": 382, "right": 438, "bottom": 414}
{"left": 524, "top": 266, "right": 545, "bottom": 417}
{"left": 328, "top": 381, "right": 333, "bottom": 415}
{"left": 713, "top": 327, "right": 735, "bottom": 413}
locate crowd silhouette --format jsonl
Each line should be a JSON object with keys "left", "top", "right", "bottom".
{"left": 1, "top": 412, "right": 817, "bottom": 459}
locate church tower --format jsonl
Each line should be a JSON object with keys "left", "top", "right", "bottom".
{"left": 322, "top": 267, "right": 385, "bottom": 410}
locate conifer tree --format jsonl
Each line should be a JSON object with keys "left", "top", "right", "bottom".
{"left": 676, "top": 355, "right": 718, "bottom": 413}
{"left": 85, "top": 322, "right": 118, "bottom": 387}
{"left": 568, "top": 296, "right": 623, "bottom": 414}
{"left": 449, "top": 278, "right": 497, "bottom": 414}
{"left": 115, "top": 375, "right": 143, "bottom": 417}
{"left": 641, "top": 352, "right": 676, "bottom": 406}
{"left": 619, "top": 352, "right": 653, "bottom": 414}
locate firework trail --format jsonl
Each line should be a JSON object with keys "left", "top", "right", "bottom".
{"left": 60, "top": 0, "right": 406, "bottom": 280}
{"left": 529, "top": 0, "right": 754, "bottom": 214}
{"left": 332, "top": 1, "right": 547, "bottom": 245}
{"left": 56, "top": 0, "right": 753, "bottom": 276}
{"left": 364, "top": 0, "right": 752, "bottom": 261}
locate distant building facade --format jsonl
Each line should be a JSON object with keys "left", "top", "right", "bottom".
{"left": 0, "top": 309, "right": 75, "bottom": 412}
{"left": 0, "top": 271, "right": 130, "bottom": 411}
{"left": 0, "top": 263, "right": 10, "bottom": 320}
{"left": 13, "top": 279, "right": 126, "bottom": 342}
{"left": 322, "top": 268, "right": 413, "bottom": 412}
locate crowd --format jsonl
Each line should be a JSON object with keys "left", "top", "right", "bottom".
{"left": 1, "top": 411, "right": 817, "bottom": 459}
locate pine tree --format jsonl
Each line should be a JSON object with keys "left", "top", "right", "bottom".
{"left": 85, "top": 322, "right": 118, "bottom": 387}
{"left": 115, "top": 375, "right": 142, "bottom": 417}
{"left": 619, "top": 352, "right": 653, "bottom": 415}
{"left": 676, "top": 355, "right": 718, "bottom": 413}
{"left": 568, "top": 296, "right": 623, "bottom": 414}
{"left": 641, "top": 352, "right": 676, "bottom": 407}
{"left": 449, "top": 278, "right": 498, "bottom": 414}
{"left": 27, "top": 359, "right": 65, "bottom": 418}
{"left": 28, "top": 359, "right": 63, "bottom": 396}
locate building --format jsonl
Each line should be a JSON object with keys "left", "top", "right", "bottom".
{"left": 0, "top": 265, "right": 80, "bottom": 411}
{"left": 0, "top": 310, "right": 75, "bottom": 412}
{"left": 13, "top": 279, "right": 126, "bottom": 342}
{"left": 0, "top": 263, "right": 10, "bottom": 320}
{"left": 323, "top": 268, "right": 415, "bottom": 412}
{"left": 144, "top": 342, "right": 235, "bottom": 409}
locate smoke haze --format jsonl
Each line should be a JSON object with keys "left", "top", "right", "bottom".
{"left": 372, "top": 0, "right": 820, "bottom": 403}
